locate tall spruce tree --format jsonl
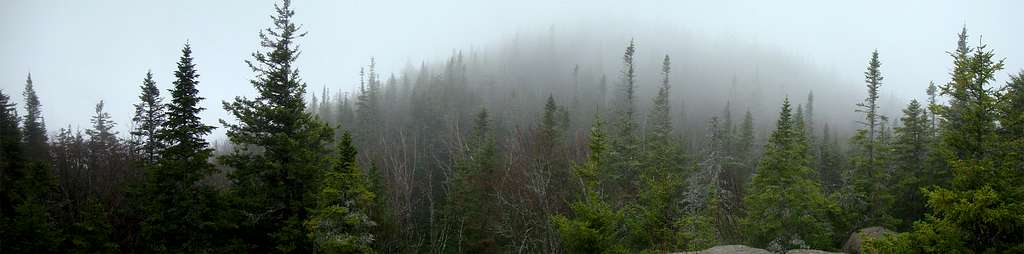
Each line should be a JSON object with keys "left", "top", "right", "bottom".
{"left": 140, "top": 43, "right": 227, "bottom": 252}
{"left": 445, "top": 108, "right": 500, "bottom": 253}
{"left": 839, "top": 50, "right": 896, "bottom": 234}
{"left": 626, "top": 54, "right": 687, "bottom": 251}
{"left": 220, "top": 0, "right": 335, "bottom": 252}
{"left": 21, "top": 74, "right": 48, "bottom": 162}
{"left": 805, "top": 91, "right": 815, "bottom": 140}
{"left": 307, "top": 131, "right": 375, "bottom": 253}
{"left": 130, "top": 70, "right": 166, "bottom": 165}
{"left": 85, "top": 100, "right": 118, "bottom": 198}
{"left": 552, "top": 116, "right": 628, "bottom": 254}
{"left": 873, "top": 27, "right": 1023, "bottom": 253}
{"left": 890, "top": 100, "right": 931, "bottom": 230}
{"left": 817, "top": 124, "right": 842, "bottom": 194}
{"left": 609, "top": 39, "right": 641, "bottom": 204}
{"left": 0, "top": 89, "right": 59, "bottom": 253}
{"left": 925, "top": 81, "right": 939, "bottom": 134}
{"left": 645, "top": 55, "right": 675, "bottom": 164}
{"left": 736, "top": 110, "right": 756, "bottom": 183}
{"left": 742, "top": 98, "right": 835, "bottom": 252}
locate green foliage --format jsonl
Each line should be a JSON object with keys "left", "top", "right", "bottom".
{"left": 835, "top": 50, "right": 897, "bottom": 240}
{"left": 444, "top": 108, "right": 501, "bottom": 253}
{"left": 891, "top": 100, "right": 932, "bottom": 229}
{"left": 623, "top": 54, "right": 691, "bottom": 251}
{"left": 130, "top": 70, "right": 166, "bottom": 165}
{"left": 219, "top": 0, "right": 336, "bottom": 251}
{"left": 61, "top": 198, "right": 118, "bottom": 253}
{"left": 307, "top": 132, "right": 376, "bottom": 254}
{"left": 608, "top": 40, "right": 642, "bottom": 204}
{"left": 817, "top": 124, "right": 843, "bottom": 194}
{"left": 672, "top": 213, "right": 718, "bottom": 251}
{"left": 139, "top": 43, "right": 233, "bottom": 252}
{"left": 553, "top": 117, "right": 628, "bottom": 254}
{"left": 355, "top": 59, "right": 383, "bottom": 146}
{"left": 742, "top": 98, "right": 836, "bottom": 251}
{"left": 0, "top": 89, "right": 61, "bottom": 253}
{"left": 21, "top": 73, "right": 48, "bottom": 162}
{"left": 886, "top": 27, "right": 1024, "bottom": 253}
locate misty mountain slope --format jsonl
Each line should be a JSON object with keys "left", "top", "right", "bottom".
{"left": 317, "top": 23, "right": 872, "bottom": 143}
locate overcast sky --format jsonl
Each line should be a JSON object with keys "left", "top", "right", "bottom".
{"left": 1, "top": 0, "right": 1020, "bottom": 138}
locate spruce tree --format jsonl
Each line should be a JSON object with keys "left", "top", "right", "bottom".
{"left": 0, "top": 89, "right": 59, "bottom": 253}
{"left": 140, "top": 43, "right": 226, "bottom": 252}
{"left": 445, "top": 108, "right": 500, "bottom": 253}
{"left": 817, "top": 123, "right": 843, "bottom": 194}
{"left": 307, "top": 131, "right": 375, "bottom": 253}
{"left": 742, "top": 98, "right": 835, "bottom": 251}
{"left": 220, "top": 0, "right": 335, "bottom": 251}
{"left": 890, "top": 100, "right": 930, "bottom": 229}
{"left": 130, "top": 70, "right": 166, "bottom": 165}
{"left": 552, "top": 116, "right": 627, "bottom": 254}
{"left": 645, "top": 55, "right": 675, "bottom": 164}
{"left": 875, "top": 27, "right": 1023, "bottom": 253}
{"left": 925, "top": 81, "right": 939, "bottom": 134}
{"left": 839, "top": 50, "right": 896, "bottom": 233}
{"left": 609, "top": 39, "right": 641, "bottom": 203}
{"left": 355, "top": 59, "right": 382, "bottom": 146}
{"left": 86, "top": 101, "right": 118, "bottom": 154}
{"left": 21, "top": 73, "right": 48, "bottom": 162}
{"left": 805, "top": 91, "right": 815, "bottom": 139}
{"left": 85, "top": 100, "right": 119, "bottom": 198}
{"left": 626, "top": 54, "right": 687, "bottom": 251}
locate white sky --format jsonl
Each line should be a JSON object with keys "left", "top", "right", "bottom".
{"left": 1, "top": 0, "right": 1020, "bottom": 138}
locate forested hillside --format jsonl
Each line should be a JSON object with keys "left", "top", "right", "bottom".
{"left": 2, "top": 1, "right": 1022, "bottom": 253}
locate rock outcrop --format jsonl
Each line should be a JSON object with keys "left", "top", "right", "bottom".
{"left": 842, "top": 226, "right": 894, "bottom": 254}
{"left": 675, "top": 245, "right": 844, "bottom": 254}
{"left": 676, "top": 245, "right": 772, "bottom": 254}
{"left": 785, "top": 249, "right": 844, "bottom": 254}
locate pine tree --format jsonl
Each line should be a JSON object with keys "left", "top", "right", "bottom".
{"left": 140, "top": 43, "right": 227, "bottom": 252}
{"left": 220, "top": 0, "right": 336, "bottom": 251}
{"left": 307, "top": 131, "right": 375, "bottom": 253}
{"left": 21, "top": 73, "right": 48, "bottom": 162}
{"left": 130, "top": 70, "right": 166, "bottom": 165}
{"left": 742, "top": 98, "right": 835, "bottom": 251}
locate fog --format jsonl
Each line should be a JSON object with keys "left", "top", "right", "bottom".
{"left": 1, "top": 0, "right": 1021, "bottom": 138}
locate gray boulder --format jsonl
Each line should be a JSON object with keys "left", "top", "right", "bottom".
{"left": 785, "top": 249, "right": 844, "bottom": 254}
{"left": 842, "top": 226, "right": 894, "bottom": 253}
{"left": 675, "top": 245, "right": 772, "bottom": 254}
{"left": 676, "top": 245, "right": 845, "bottom": 254}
